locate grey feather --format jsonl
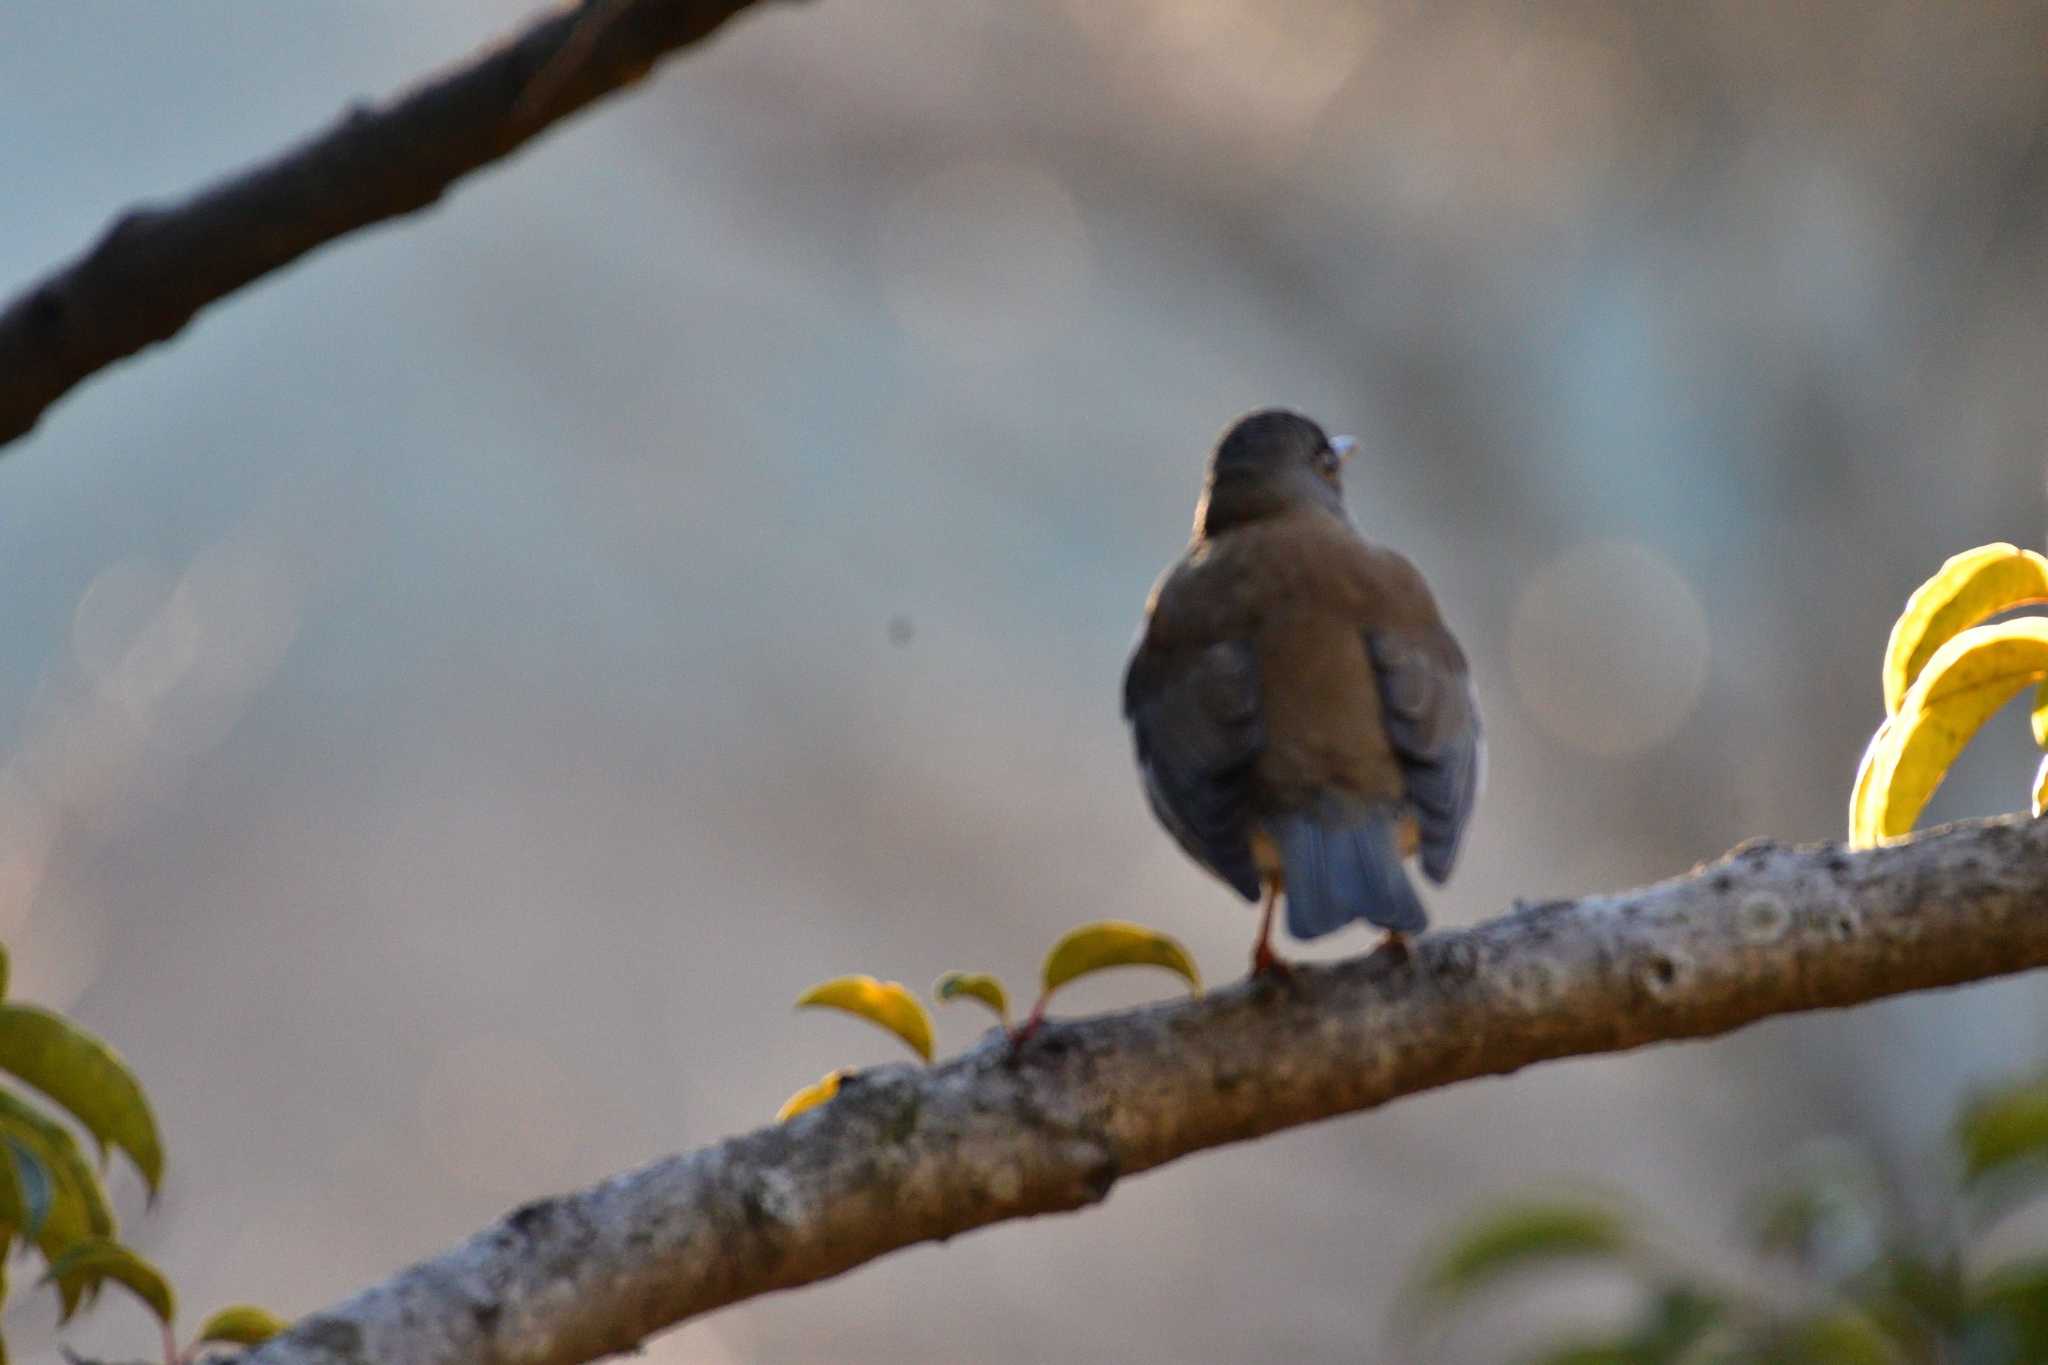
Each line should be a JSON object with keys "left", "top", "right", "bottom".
{"left": 1368, "top": 631, "right": 1482, "bottom": 884}
{"left": 1123, "top": 638, "right": 1263, "bottom": 900}
{"left": 1275, "top": 805, "right": 1427, "bottom": 938}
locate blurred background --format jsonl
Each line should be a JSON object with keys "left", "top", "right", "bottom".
{"left": 3, "top": 1, "right": 2048, "bottom": 1360}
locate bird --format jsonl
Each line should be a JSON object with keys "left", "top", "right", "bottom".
{"left": 1123, "top": 409, "right": 1481, "bottom": 974}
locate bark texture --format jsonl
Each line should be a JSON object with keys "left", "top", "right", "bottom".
{"left": 0, "top": 0, "right": 787, "bottom": 447}
{"left": 232, "top": 814, "right": 2048, "bottom": 1365}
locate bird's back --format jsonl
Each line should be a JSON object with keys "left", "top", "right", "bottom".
{"left": 1144, "top": 506, "right": 1441, "bottom": 800}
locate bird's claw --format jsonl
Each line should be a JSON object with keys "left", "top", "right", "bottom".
{"left": 1250, "top": 943, "right": 1294, "bottom": 980}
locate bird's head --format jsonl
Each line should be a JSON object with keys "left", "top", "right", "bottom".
{"left": 1193, "top": 409, "right": 1356, "bottom": 537}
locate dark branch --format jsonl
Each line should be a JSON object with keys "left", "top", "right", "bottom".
{"left": 238, "top": 814, "right": 2048, "bottom": 1365}
{"left": 0, "top": 0, "right": 787, "bottom": 448}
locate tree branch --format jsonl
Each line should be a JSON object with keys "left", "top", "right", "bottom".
{"left": 0, "top": 0, "right": 788, "bottom": 448}
{"left": 231, "top": 814, "right": 2047, "bottom": 1365}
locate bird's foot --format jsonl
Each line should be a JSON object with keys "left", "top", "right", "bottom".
{"left": 1250, "top": 942, "right": 1294, "bottom": 980}
{"left": 1373, "top": 930, "right": 1412, "bottom": 963}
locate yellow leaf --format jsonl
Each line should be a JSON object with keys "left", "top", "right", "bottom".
{"left": 1859, "top": 618, "right": 2048, "bottom": 846}
{"left": 933, "top": 972, "right": 1010, "bottom": 1026}
{"left": 1847, "top": 717, "right": 1893, "bottom": 848}
{"left": 794, "top": 976, "right": 933, "bottom": 1062}
{"left": 1040, "top": 921, "right": 1201, "bottom": 998}
{"left": 2035, "top": 753, "right": 2048, "bottom": 819}
{"left": 0, "top": 1003, "right": 163, "bottom": 1194}
{"left": 193, "top": 1303, "right": 291, "bottom": 1347}
{"left": 1882, "top": 543, "right": 2048, "bottom": 714}
{"left": 39, "top": 1236, "right": 174, "bottom": 1325}
{"left": 2033, "top": 679, "right": 2048, "bottom": 749}
{"left": 776, "top": 1069, "right": 845, "bottom": 1122}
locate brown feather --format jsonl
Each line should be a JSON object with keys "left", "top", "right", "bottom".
{"left": 1142, "top": 504, "right": 1466, "bottom": 828}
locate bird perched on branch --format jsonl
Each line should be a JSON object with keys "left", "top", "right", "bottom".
{"left": 1123, "top": 410, "right": 1481, "bottom": 974}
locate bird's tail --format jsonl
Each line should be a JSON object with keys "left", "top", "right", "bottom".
{"left": 1272, "top": 804, "right": 1427, "bottom": 940}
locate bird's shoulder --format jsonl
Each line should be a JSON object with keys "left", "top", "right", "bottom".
{"left": 1145, "top": 510, "right": 1449, "bottom": 640}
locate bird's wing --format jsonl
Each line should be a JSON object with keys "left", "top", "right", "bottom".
{"left": 1123, "top": 634, "right": 1264, "bottom": 900}
{"left": 1366, "top": 628, "right": 1481, "bottom": 884}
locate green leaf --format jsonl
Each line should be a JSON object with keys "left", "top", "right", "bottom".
{"left": 193, "top": 1303, "right": 291, "bottom": 1347}
{"left": 0, "top": 1088, "right": 116, "bottom": 1314}
{"left": 1957, "top": 1077, "right": 2048, "bottom": 1184}
{"left": 1, "top": 1134, "right": 52, "bottom": 1241}
{"left": 933, "top": 972, "right": 1010, "bottom": 1027}
{"left": 40, "top": 1236, "right": 174, "bottom": 1325}
{"left": 1638, "top": 1288, "right": 1728, "bottom": 1362}
{"left": 0, "top": 1004, "right": 162, "bottom": 1194}
{"left": 1966, "top": 1257, "right": 2048, "bottom": 1362}
{"left": 1039, "top": 921, "right": 1200, "bottom": 999}
{"left": 1868, "top": 1250, "right": 1966, "bottom": 1343}
{"left": 1746, "top": 1142, "right": 1886, "bottom": 1284}
{"left": 1882, "top": 543, "right": 2048, "bottom": 714}
{"left": 1415, "top": 1201, "right": 1630, "bottom": 1307}
{"left": 1850, "top": 619, "right": 2048, "bottom": 847}
{"left": 0, "top": 1091, "right": 115, "bottom": 1236}
{"left": 794, "top": 977, "right": 933, "bottom": 1062}
{"left": 1776, "top": 1311, "right": 1905, "bottom": 1365}
{"left": 1531, "top": 1342, "right": 1638, "bottom": 1365}
{"left": 1528, "top": 1347, "right": 1645, "bottom": 1365}
{"left": 775, "top": 1069, "right": 846, "bottom": 1123}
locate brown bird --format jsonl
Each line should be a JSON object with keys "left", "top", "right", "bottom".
{"left": 1123, "top": 410, "right": 1481, "bottom": 973}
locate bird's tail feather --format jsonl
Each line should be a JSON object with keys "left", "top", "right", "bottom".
{"left": 1274, "top": 806, "right": 1427, "bottom": 940}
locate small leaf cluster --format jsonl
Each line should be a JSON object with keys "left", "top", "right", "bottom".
{"left": 0, "top": 940, "right": 285, "bottom": 1364}
{"left": 1411, "top": 1072, "right": 2048, "bottom": 1363}
{"left": 1852, "top": 543, "right": 2048, "bottom": 846}
{"left": 778, "top": 921, "right": 1200, "bottom": 1121}
{"left": 0, "top": 939, "right": 163, "bottom": 1362}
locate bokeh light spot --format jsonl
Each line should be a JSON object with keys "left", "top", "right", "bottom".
{"left": 1066, "top": 0, "right": 1376, "bottom": 158}
{"left": 1507, "top": 540, "right": 1710, "bottom": 757}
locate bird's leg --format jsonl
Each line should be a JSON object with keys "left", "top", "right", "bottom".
{"left": 1375, "top": 930, "right": 1411, "bottom": 962}
{"left": 1250, "top": 882, "right": 1291, "bottom": 977}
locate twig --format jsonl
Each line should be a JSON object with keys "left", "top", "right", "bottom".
{"left": 0, "top": 0, "right": 790, "bottom": 447}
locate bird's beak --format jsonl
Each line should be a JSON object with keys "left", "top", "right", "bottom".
{"left": 1330, "top": 435, "right": 1358, "bottom": 462}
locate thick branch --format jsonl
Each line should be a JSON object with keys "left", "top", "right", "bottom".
{"left": 235, "top": 815, "right": 2048, "bottom": 1365}
{"left": 0, "top": 0, "right": 786, "bottom": 448}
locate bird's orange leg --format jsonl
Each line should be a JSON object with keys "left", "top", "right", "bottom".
{"left": 1250, "top": 882, "right": 1291, "bottom": 977}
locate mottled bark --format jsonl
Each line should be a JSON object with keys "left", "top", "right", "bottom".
{"left": 235, "top": 814, "right": 2048, "bottom": 1365}
{"left": 0, "top": 0, "right": 789, "bottom": 447}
